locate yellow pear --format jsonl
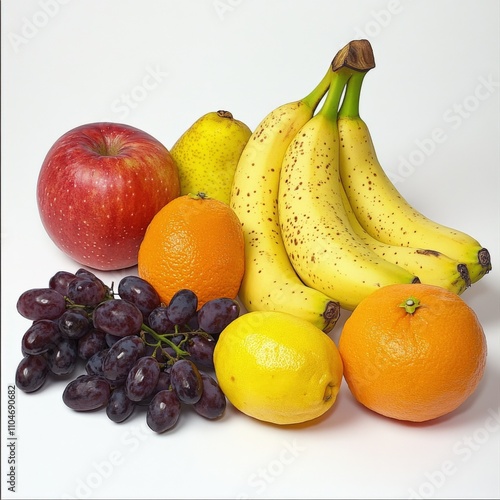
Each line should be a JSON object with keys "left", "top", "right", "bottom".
{"left": 170, "top": 110, "right": 252, "bottom": 204}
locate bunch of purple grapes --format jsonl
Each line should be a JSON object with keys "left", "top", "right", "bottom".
{"left": 14, "top": 268, "right": 240, "bottom": 433}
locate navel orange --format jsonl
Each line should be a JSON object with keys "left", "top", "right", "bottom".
{"left": 137, "top": 193, "right": 245, "bottom": 307}
{"left": 338, "top": 283, "right": 487, "bottom": 422}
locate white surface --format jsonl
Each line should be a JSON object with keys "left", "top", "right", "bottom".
{"left": 1, "top": 1, "right": 499, "bottom": 498}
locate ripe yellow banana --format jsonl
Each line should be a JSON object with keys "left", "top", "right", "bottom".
{"left": 278, "top": 68, "right": 419, "bottom": 311}
{"left": 337, "top": 70, "right": 491, "bottom": 284}
{"left": 339, "top": 183, "right": 471, "bottom": 294}
{"left": 230, "top": 65, "right": 341, "bottom": 332}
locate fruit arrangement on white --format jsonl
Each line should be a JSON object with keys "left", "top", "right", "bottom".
{"left": 13, "top": 39, "right": 492, "bottom": 435}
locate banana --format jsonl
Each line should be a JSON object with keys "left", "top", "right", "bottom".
{"left": 230, "top": 64, "right": 341, "bottom": 332}
{"left": 339, "top": 183, "right": 471, "bottom": 294}
{"left": 337, "top": 68, "right": 492, "bottom": 284}
{"left": 278, "top": 64, "right": 419, "bottom": 311}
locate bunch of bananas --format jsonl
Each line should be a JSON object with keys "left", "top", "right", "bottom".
{"left": 230, "top": 40, "right": 491, "bottom": 331}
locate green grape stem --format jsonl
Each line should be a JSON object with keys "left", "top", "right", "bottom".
{"left": 141, "top": 323, "right": 189, "bottom": 358}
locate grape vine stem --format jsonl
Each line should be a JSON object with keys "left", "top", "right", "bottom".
{"left": 140, "top": 323, "right": 190, "bottom": 357}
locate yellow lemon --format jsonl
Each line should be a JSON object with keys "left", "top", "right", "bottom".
{"left": 213, "top": 311, "right": 343, "bottom": 425}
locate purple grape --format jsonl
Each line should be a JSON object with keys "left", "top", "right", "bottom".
{"left": 106, "top": 386, "right": 135, "bottom": 423}
{"left": 185, "top": 335, "right": 216, "bottom": 370}
{"left": 156, "top": 370, "right": 171, "bottom": 393}
{"left": 62, "top": 375, "right": 111, "bottom": 411}
{"left": 105, "top": 333, "right": 122, "bottom": 348}
{"left": 16, "top": 288, "right": 66, "bottom": 321}
{"left": 67, "top": 277, "right": 106, "bottom": 307}
{"left": 135, "top": 369, "right": 171, "bottom": 406}
{"left": 93, "top": 299, "right": 143, "bottom": 337}
{"left": 49, "top": 270, "right": 76, "bottom": 295}
{"left": 74, "top": 269, "right": 112, "bottom": 299}
{"left": 47, "top": 337, "right": 78, "bottom": 376}
{"left": 58, "top": 309, "right": 91, "bottom": 340}
{"left": 21, "top": 319, "right": 61, "bottom": 355}
{"left": 170, "top": 359, "right": 203, "bottom": 404}
{"left": 193, "top": 373, "right": 226, "bottom": 420}
{"left": 118, "top": 276, "right": 161, "bottom": 319}
{"left": 147, "top": 306, "right": 174, "bottom": 333}
{"left": 15, "top": 355, "right": 49, "bottom": 393}
{"left": 197, "top": 298, "right": 240, "bottom": 334}
{"left": 102, "top": 335, "right": 145, "bottom": 383}
{"left": 146, "top": 389, "right": 181, "bottom": 433}
{"left": 75, "top": 268, "right": 106, "bottom": 288}
{"left": 125, "top": 356, "right": 161, "bottom": 402}
{"left": 77, "top": 328, "right": 108, "bottom": 360}
{"left": 185, "top": 312, "right": 199, "bottom": 331}
{"left": 167, "top": 289, "right": 198, "bottom": 325}
{"left": 85, "top": 348, "right": 109, "bottom": 376}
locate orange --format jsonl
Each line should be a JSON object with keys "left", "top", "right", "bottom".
{"left": 137, "top": 193, "right": 245, "bottom": 307}
{"left": 338, "top": 283, "right": 487, "bottom": 422}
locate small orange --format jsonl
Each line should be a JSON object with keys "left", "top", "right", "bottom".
{"left": 338, "top": 283, "right": 487, "bottom": 422}
{"left": 137, "top": 193, "right": 245, "bottom": 307}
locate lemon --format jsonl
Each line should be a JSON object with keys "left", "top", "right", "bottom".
{"left": 213, "top": 311, "right": 343, "bottom": 425}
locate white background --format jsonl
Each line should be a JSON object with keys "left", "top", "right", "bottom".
{"left": 2, "top": 0, "right": 499, "bottom": 498}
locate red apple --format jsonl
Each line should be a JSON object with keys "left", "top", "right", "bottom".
{"left": 37, "top": 122, "right": 180, "bottom": 271}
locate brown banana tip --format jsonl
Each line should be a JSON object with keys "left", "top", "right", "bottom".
{"left": 323, "top": 301, "right": 341, "bottom": 333}
{"left": 478, "top": 248, "right": 492, "bottom": 271}
{"left": 331, "top": 39, "right": 376, "bottom": 72}
{"left": 457, "top": 263, "right": 472, "bottom": 288}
